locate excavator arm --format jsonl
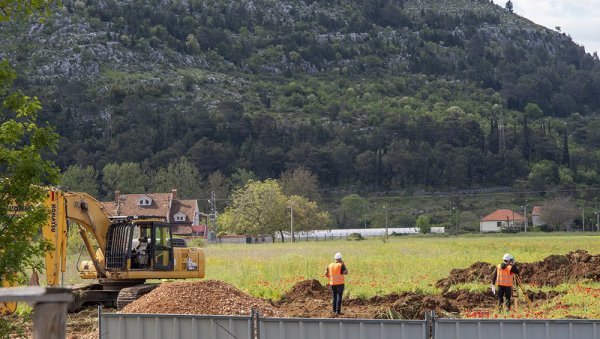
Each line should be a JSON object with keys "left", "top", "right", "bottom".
{"left": 43, "top": 189, "right": 112, "bottom": 286}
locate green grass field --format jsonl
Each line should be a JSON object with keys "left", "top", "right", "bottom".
{"left": 204, "top": 233, "right": 600, "bottom": 299}
{"left": 60, "top": 233, "right": 600, "bottom": 318}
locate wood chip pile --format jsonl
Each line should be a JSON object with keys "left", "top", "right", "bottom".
{"left": 120, "top": 280, "right": 283, "bottom": 317}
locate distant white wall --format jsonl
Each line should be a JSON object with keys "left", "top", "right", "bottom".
{"left": 480, "top": 221, "right": 502, "bottom": 232}
{"left": 284, "top": 227, "right": 446, "bottom": 240}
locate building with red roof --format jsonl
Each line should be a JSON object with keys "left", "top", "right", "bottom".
{"left": 480, "top": 209, "right": 525, "bottom": 232}
{"left": 101, "top": 189, "right": 201, "bottom": 235}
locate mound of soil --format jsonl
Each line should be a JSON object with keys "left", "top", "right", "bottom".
{"left": 276, "top": 281, "right": 460, "bottom": 320}
{"left": 278, "top": 279, "right": 330, "bottom": 303}
{"left": 519, "top": 250, "right": 600, "bottom": 286}
{"left": 436, "top": 250, "right": 600, "bottom": 290}
{"left": 120, "top": 280, "right": 283, "bottom": 317}
{"left": 436, "top": 262, "right": 495, "bottom": 290}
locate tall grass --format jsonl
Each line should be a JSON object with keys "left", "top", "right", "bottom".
{"left": 204, "top": 233, "right": 600, "bottom": 300}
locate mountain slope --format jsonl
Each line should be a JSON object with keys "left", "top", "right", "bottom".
{"left": 1, "top": 0, "right": 600, "bottom": 194}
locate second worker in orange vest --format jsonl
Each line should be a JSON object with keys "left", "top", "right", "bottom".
{"left": 325, "top": 252, "right": 348, "bottom": 316}
{"left": 491, "top": 253, "right": 520, "bottom": 311}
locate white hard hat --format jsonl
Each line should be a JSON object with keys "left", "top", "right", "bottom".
{"left": 503, "top": 253, "right": 513, "bottom": 261}
{"left": 334, "top": 252, "right": 342, "bottom": 260}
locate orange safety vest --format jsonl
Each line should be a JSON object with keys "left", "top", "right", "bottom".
{"left": 327, "top": 262, "right": 345, "bottom": 285}
{"left": 496, "top": 264, "right": 514, "bottom": 287}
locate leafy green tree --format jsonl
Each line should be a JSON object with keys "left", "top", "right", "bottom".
{"left": 562, "top": 127, "right": 570, "bottom": 166}
{"left": 102, "top": 162, "right": 146, "bottom": 196}
{"left": 230, "top": 168, "right": 257, "bottom": 188}
{"left": 60, "top": 165, "right": 99, "bottom": 196}
{"left": 339, "top": 194, "right": 368, "bottom": 228}
{"left": 416, "top": 215, "right": 432, "bottom": 234}
{"left": 150, "top": 157, "right": 200, "bottom": 199}
{"left": 524, "top": 103, "right": 544, "bottom": 120}
{"left": 279, "top": 166, "right": 321, "bottom": 202}
{"left": 287, "top": 195, "right": 331, "bottom": 237}
{"left": 217, "top": 179, "right": 287, "bottom": 241}
{"left": 528, "top": 160, "right": 560, "bottom": 187}
{"left": 0, "top": 4, "right": 58, "bottom": 336}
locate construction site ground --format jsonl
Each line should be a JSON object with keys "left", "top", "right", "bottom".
{"left": 49, "top": 250, "right": 600, "bottom": 337}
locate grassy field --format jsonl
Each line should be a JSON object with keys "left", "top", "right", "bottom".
{"left": 204, "top": 233, "right": 600, "bottom": 298}
{"left": 59, "top": 233, "right": 600, "bottom": 318}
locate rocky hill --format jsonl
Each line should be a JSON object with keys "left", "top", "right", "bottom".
{"left": 1, "top": 0, "right": 599, "bottom": 195}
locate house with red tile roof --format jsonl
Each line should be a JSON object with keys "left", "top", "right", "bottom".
{"left": 101, "top": 189, "right": 200, "bottom": 235}
{"left": 480, "top": 209, "right": 525, "bottom": 232}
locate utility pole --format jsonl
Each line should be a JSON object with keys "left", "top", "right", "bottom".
{"left": 289, "top": 203, "right": 294, "bottom": 243}
{"left": 582, "top": 206, "right": 585, "bottom": 232}
{"left": 383, "top": 205, "right": 388, "bottom": 239}
{"left": 455, "top": 206, "right": 458, "bottom": 233}
{"left": 522, "top": 203, "right": 528, "bottom": 233}
{"left": 208, "top": 191, "right": 217, "bottom": 242}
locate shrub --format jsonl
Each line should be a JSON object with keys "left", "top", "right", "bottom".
{"left": 347, "top": 232, "right": 364, "bottom": 241}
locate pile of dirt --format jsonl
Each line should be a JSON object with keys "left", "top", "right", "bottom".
{"left": 436, "top": 262, "right": 495, "bottom": 291}
{"left": 278, "top": 279, "right": 330, "bottom": 302}
{"left": 519, "top": 250, "right": 600, "bottom": 286}
{"left": 276, "top": 281, "right": 460, "bottom": 320}
{"left": 436, "top": 250, "right": 600, "bottom": 290}
{"left": 120, "top": 280, "right": 283, "bottom": 317}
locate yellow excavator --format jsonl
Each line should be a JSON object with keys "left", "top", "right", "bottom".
{"left": 1, "top": 188, "right": 205, "bottom": 313}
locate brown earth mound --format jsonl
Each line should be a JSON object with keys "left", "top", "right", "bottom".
{"left": 279, "top": 279, "right": 330, "bottom": 302}
{"left": 276, "top": 280, "right": 460, "bottom": 319}
{"left": 436, "top": 250, "right": 600, "bottom": 290}
{"left": 120, "top": 280, "right": 283, "bottom": 317}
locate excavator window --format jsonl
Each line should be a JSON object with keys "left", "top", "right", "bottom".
{"left": 152, "top": 224, "right": 173, "bottom": 270}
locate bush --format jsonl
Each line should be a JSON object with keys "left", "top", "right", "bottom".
{"left": 347, "top": 233, "right": 364, "bottom": 241}
{"left": 416, "top": 215, "right": 431, "bottom": 234}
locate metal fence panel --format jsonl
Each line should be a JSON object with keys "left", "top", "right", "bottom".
{"left": 435, "top": 319, "right": 600, "bottom": 339}
{"left": 100, "top": 313, "right": 252, "bottom": 339}
{"left": 259, "top": 317, "right": 426, "bottom": 339}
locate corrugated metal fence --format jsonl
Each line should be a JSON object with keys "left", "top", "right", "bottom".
{"left": 434, "top": 318, "right": 600, "bottom": 339}
{"left": 99, "top": 309, "right": 600, "bottom": 339}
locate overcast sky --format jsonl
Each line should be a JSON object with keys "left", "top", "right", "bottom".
{"left": 513, "top": 0, "right": 599, "bottom": 55}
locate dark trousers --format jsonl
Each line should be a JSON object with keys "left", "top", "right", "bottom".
{"left": 497, "top": 285, "right": 513, "bottom": 310}
{"left": 331, "top": 284, "right": 344, "bottom": 313}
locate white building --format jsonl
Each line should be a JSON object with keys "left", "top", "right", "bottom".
{"left": 480, "top": 209, "right": 525, "bottom": 232}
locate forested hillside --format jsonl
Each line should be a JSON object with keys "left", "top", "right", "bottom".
{"left": 2, "top": 0, "right": 600, "bottom": 199}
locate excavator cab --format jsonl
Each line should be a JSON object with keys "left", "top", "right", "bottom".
{"left": 105, "top": 219, "right": 174, "bottom": 271}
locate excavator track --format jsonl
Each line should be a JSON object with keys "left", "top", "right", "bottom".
{"left": 116, "top": 284, "right": 158, "bottom": 310}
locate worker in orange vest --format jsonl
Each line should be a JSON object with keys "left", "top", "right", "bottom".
{"left": 325, "top": 252, "right": 348, "bottom": 315}
{"left": 490, "top": 253, "right": 520, "bottom": 311}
